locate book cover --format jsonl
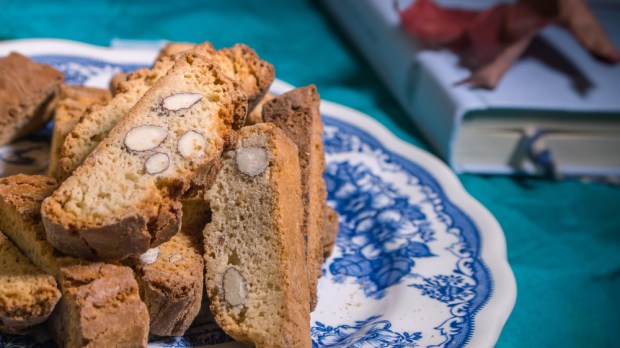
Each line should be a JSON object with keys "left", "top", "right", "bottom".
{"left": 321, "top": 0, "right": 620, "bottom": 177}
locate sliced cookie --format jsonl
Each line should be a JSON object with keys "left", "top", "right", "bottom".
{"left": 261, "top": 85, "right": 328, "bottom": 310}
{"left": 0, "top": 174, "right": 148, "bottom": 347}
{"left": 50, "top": 263, "right": 149, "bottom": 348}
{"left": 204, "top": 123, "right": 310, "bottom": 348}
{"left": 0, "top": 52, "right": 64, "bottom": 146}
{"left": 58, "top": 42, "right": 274, "bottom": 180}
{"left": 42, "top": 52, "right": 248, "bottom": 261}
{"left": 49, "top": 85, "right": 111, "bottom": 179}
{"left": 57, "top": 42, "right": 217, "bottom": 180}
{"left": 129, "top": 198, "right": 209, "bottom": 336}
{"left": 0, "top": 231, "right": 61, "bottom": 334}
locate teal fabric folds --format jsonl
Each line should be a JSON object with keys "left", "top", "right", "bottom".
{"left": 1, "top": 1, "right": 619, "bottom": 346}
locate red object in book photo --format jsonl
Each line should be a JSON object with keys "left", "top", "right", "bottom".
{"left": 398, "top": 0, "right": 619, "bottom": 88}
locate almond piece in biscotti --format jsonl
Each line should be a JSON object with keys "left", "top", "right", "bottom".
{"left": 161, "top": 93, "right": 202, "bottom": 112}
{"left": 223, "top": 266, "right": 248, "bottom": 307}
{"left": 41, "top": 53, "right": 247, "bottom": 261}
{"left": 204, "top": 123, "right": 311, "bottom": 348}
{"left": 236, "top": 146, "right": 268, "bottom": 177}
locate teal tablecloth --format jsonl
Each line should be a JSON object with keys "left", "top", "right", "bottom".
{"left": 2, "top": 1, "right": 619, "bottom": 347}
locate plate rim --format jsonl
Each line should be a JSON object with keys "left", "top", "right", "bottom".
{"left": 0, "top": 39, "right": 516, "bottom": 348}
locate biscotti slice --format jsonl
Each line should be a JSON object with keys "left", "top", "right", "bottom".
{"left": 58, "top": 42, "right": 274, "bottom": 180}
{"left": 323, "top": 206, "right": 339, "bottom": 259}
{"left": 49, "top": 85, "right": 111, "bottom": 178}
{"left": 209, "top": 44, "right": 275, "bottom": 111}
{"left": 262, "top": 85, "right": 327, "bottom": 310}
{"left": 204, "top": 123, "right": 310, "bottom": 348}
{"left": 0, "top": 175, "right": 149, "bottom": 347}
{"left": 57, "top": 42, "right": 217, "bottom": 180}
{"left": 0, "top": 175, "right": 87, "bottom": 278}
{"left": 43, "top": 52, "right": 248, "bottom": 261}
{"left": 129, "top": 198, "right": 209, "bottom": 336}
{"left": 0, "top": 231, "right": 61, "bottom": 334}
{"left": 49, "top": 263, "right": 149, "bottom": 348}
{"left": 0, "top": 52, "right": 64, "bottom": 146}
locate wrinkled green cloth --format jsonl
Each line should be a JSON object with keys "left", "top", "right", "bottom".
{"left": 1, "top": 1, "right": 619, "bottom": 347}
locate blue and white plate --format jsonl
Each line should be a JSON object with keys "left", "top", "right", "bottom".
{"left": 0, "top": 39, "right": 516, "bottom": 348}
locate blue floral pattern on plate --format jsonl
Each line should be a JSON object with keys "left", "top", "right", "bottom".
{"left": 0, "top": 48, "right": 511, "bottom": 347}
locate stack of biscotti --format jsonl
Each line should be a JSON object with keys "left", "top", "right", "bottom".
{"left": 0, "top": 231, "right": 61, "bottom": 334}
{"left": 0, "top": 175, "right": 149, "bottom": 346}
{"left": 48, "top": 85, "right": 111, "bottom": 178}
{"left": 0, "top": 52, "right": 64, "bottom": 146}
{"left": 0, "top": 41, "right": 338, "bottom": 346}
{"left": 42, "top": 52, "right": 248, "bottom": 261}
{"left": 56, "top": 42, "right": 215, "bottom": 180}
{"left": 38, "top": 46, "right": 255, "bottom": 341}
{"left": 46, "top": 41, "right": 276, "bottom": 338}
{"left": 204, "top": 123, "right": 311, "bottom": 348}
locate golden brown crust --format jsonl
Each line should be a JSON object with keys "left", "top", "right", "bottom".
{"left": 0, "top": 174, "right": 91, "bottom": 280}
{"left": 43, "top": 199, "right": 182, "bottom": 261}
{"left": 58, "top": 42, "right": 272, "bottom": 180}
{"left": 0, "top": 231, "right": 61, "bottom": 334}
{"left": 49, "top": 85, "right": 111, "bottom": 179}
{"left": 204, "top": 123, "right": 310, "bottom": 347}
{"left": 50, "top": 263, "right": 149, "bottom": 348}
{"left": 0, "top": 52, "right": 64, "bottom": 146}
{"left": 214, "top": 44, "right": 275, "bottom": 111}
{"left": 262, "top": 85, "right": 327, "bottom": 310}
{"left": 42, "top": 53, "right": 247, "bottom": 262}
{"left": 128, "top": 199, "right": 209, "bottom": 336}
{"left": 57, "top": 42, "right": 218, "bottom": 180}
{"left": 0, "top": 174, "right": 57, "bottom": 219}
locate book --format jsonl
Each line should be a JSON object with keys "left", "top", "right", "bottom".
{"left": 320, "top": 0, "right": 620, "bottom": 177}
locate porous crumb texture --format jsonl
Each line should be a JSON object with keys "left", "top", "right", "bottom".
{"left": 49, "top": 85, "right": 111, "bottom": 178}
{"left": 262, "top": 85, "right": 327, "bottom": 310}
{"left": 204, "top": 123, "right": 310, "bottom": 348}
{"left": 0, "top": 175, "right": 88, "bottom": 279}
{"left": 130, "top": 199, "right": 209, "bottom": 336}
{"left": 42, "top": 52, "right": 248, "bottom": 261}
{"left": 0, "top": 52, "right": 64, "bottom": 146}
{"left": 323, "top": 206, "right": 339, "bottom": 259}
{"left": 208, "top": 44, "right": 275, "bottom": 111}
{"left": 0, "top": 231, "right": 61, "bottom": 334}
{"left": 57, "top": 42, "right": 216, "bottom": 180}
{"left": 58, "top": 42, "right": 274, "bottom": 181}
{"left": 0, "top": 177, "right": 148, "bottom": 346}
{"left": 50, "top": 263, "right": 149, "bottom": 348}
